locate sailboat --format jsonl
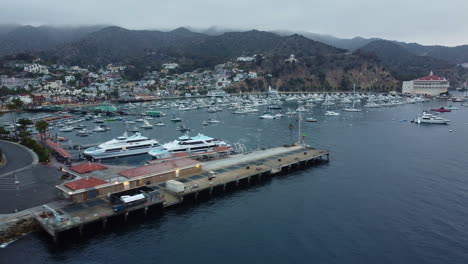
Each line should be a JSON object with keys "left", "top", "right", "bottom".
{"left": 343, "top": 84, "right": 362, "bottom": 112}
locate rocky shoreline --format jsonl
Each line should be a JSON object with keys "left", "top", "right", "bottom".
{"left": 0, "top": 215, "right": 39, "bottom": 246}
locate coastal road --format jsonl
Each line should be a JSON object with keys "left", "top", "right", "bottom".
{"left": 0, "top": 140, "right": 36, "bottom": 176}
{"left": 0, "top": 140, "right": 61, "bottom": 213}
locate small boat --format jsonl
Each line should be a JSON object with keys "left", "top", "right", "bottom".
{"left": 364, "top": 102, "right": 381, "bottom": 108}
{"left": 324, "top": 111, "right": 340, "bottom": 116}
{"left": 306, "top": 118, "right": 317, "bottom": 122}
{"left": 430, "top": 107, "right": 451, "bottom": 112}
{"left": 125, "top": 120, "right": 136, "bottom": 124}
{"left": 207, "top": 119, "right": 221, "bottom": 124}
{"left": 343, "top": 108, "right": 362, "bottom": 112}
{"left": 170, "top": 117, "right": 182, "bottom": 122}
{"left": 128, "top": 125, "right": 139, "bottom": 132}
{"left": 92, "top": 125, "right": 107, "bottom": 132}
{"left": 275, "top": 113, "right": 286, "bottom": 118}
{"left": 155, "top": 122, "right": 166, "bottom": 127}
{"left": 201, "top": 121, "right": 210, "bottom": 126}
{"left": 259, "top": 114, "right": 276, "bottom": 119}
{"left": 176, "top": 124, "right": 191, "bottom": 132}
{"left": 57, "top": 137, "right": 68, "bottom": 142}
{"left": 94, "top": 119, "right": 104, "bottom": 123}
{"left": 296, "top": 106, "right": 308, "bottom": 112}
{"left": 135, "top": 118, "right": 145, "bottom": 122}
{"left": 141, "top": 120, "right": 153, "bottom": 129}
{"left": 59, "top": 126, "right": 74, "bottom": 132}
{"left": 445, "top": 105, "right": 459, "bottom": 110}
{"left": 76, "top": 128, "right": 92, "bottom": 137}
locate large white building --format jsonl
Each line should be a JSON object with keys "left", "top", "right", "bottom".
{"left": 402, "top": 71, "right": 449, "bottom": 96}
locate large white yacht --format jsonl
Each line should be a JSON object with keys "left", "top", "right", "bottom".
{"left": 414, "top": 112, "right": 450, "bottom": 124}
{"left": 148, "top": 134, "right": 230, "bottom": 159}
{"left": 84, "top": 132, "right": 159, "bottom": 160}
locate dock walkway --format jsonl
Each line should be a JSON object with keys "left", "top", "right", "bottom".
{"left": 32, "top": 145, "right": 329, "bottom": 242}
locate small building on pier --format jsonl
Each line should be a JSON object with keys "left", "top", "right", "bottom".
{"left": 56, "top": 159, "right": 202, "bottom": 202}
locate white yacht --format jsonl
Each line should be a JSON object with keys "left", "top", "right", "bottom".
{"left": 414, "top": 112, "right": 450, "bottom": 124}
{"left": 148, "top": 134, "right": 229, "bottom": 159}
{"left": 84, "top": 132, "right": 159, "bottom": 160}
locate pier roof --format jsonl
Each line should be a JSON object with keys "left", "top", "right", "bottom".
{"left": 46, "top": 140, "right": 72, "bottom": 158}
{"left": 64, "top": 177, "right": 107, "bottom": 191}
{"left": 119, "top": 158, "right": 199, "bottom": 178}
{"left": 69, "top": 163, "right": 108, "bottom": 174}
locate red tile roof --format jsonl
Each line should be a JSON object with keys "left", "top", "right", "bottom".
{"left": 119, "top": 158, "right": 199, "bottom": 178}
{"left": 416, "top": 75, "right": 446, "bottom": 81}
{"left": 46, "top": 140, "right": 72, "bottom": 158}
{"left": 69, "top": 163, "right": 108, "bottom": 174}
{"left": 64, "top": 177, "right": 107, "bottom": 191}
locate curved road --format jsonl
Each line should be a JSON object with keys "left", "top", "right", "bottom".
{"left": 0, "top": 140, "right": 60, "bottom": 213}
{"left": 0, "top": 140, "right": 35, "bottom": 176}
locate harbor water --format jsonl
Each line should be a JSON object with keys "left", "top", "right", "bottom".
{"left": 1, "top": 98, "right": 468, "bottom": 263}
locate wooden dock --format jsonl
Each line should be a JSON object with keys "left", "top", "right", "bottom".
{"left": 34, "top": 145, "right": 329, "bottom": 242}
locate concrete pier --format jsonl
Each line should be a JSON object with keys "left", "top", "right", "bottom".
{"left": 33, "top": 145, "right": 329, "bottom": 242}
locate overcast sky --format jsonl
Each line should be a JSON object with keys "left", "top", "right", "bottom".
{"left": 1, "top": 0, "right": 467, "bottom": 46}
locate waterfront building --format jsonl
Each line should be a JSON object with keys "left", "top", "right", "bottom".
{"left": 402, "top": 71, "right": 449, "bottom": 96}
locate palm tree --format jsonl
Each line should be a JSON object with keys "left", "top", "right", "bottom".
{"left": 35, "top": 120, "right": 49, "bottom": 145}
{"left": 17, "top": 118, "right": 33, "bottom": 132}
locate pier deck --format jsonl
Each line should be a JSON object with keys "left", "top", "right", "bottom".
{"left": 33, "top": 145, "right": 329, "bottom": 241}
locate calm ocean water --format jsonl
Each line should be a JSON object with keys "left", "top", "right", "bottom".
{"left": 2, "top": 98, "right": 468, "bottom": 264}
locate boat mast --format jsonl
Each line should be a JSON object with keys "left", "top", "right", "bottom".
{"left": 297, "top": 112, "right": 302, "bottom": 145}
{"left": 352, "top": 83, "right": 356, "bottom": 108}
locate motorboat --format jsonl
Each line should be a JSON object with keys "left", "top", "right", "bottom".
{"left": 141, "top": 120, "right": 153, "bottom": 129}
{"left": 414, "top": 112, "right": 450, "bottom": 124}
{"left": 207, "top": 119, "right": 221, "bottom": 124}
{"left": 275, "top": 113, "right": 286, "bottom": 118}
{"left": 259, "top": 114, "right": 276, "bottom": 119}
{"left": 155, "top": 122, "right": 166, "bottom": 127}
{"left": 170, "top": 117, "right": 182, "bottom": 122}
{"left": 343, "top": 108, "right": 362, "bottom": 112}
{"left": 296, "top": 106, "right": 308, "bottom": 112}
{"left": 125, "top": 120, "right": 136, "bottom": 125}
{"left": 324, "top": 111, "right": 340, "bottom": 116}
{"left": 176, "top": 124, "right": 191, "bottom": 132}
{"left": 430, "top": 107, "right": 451, "bottom": 112}
{"left": 201, "top": 121, "right": 210, "bottom": 126}
{"left": 84, "top": 132, "right": 159, "bottom": 159}
{"left": 364, "top": 102, "right": 381, "bottom": 108}
{"left": 148, "top": 134, "right": 230, "bottom": 159}
{"left": 306, "top": 118, "right": 317, "bottom": 122}
{"left": 76, "top": 128, "right": 92, "bottom": 137}
{"left": 128, "top": 125, "right": 139, "bottom": 132}
{"left": 92, "top": 125, "right": 108, "bottom": 132}
{"left": 59, "top": 126, "right": 74, "bottom": 132}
